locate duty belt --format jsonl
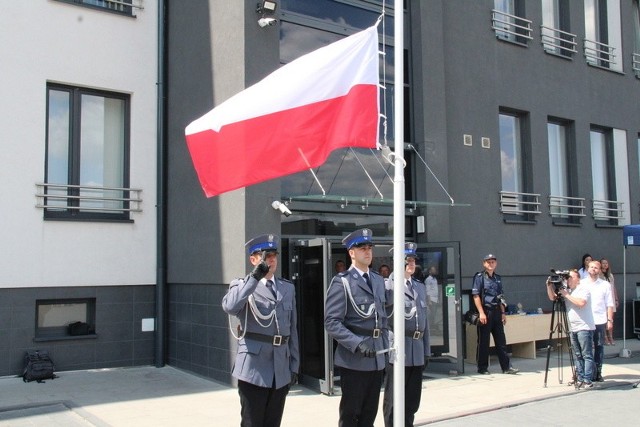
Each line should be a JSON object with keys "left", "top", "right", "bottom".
{"left": 244, "top": 331, "right": 289, "bottom": 346}
{"left": 346, "top": 325, "right": 382, "bottom": 338}
{"left": 405, "top": 330, "right": 424, "bottom": 339}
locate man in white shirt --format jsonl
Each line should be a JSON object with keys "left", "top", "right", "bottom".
{"left": 582, "top": 260, "right": 614, "bottom": 382}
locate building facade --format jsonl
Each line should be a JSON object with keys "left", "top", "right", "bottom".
{"left": 165, "top": 0, "right": 640, "bottom": 385}
{"left": 0, "top": 0, "right": 158, "bottom": 376}
{"left": 2, "top": 0, "right": 639, "bottom": 384}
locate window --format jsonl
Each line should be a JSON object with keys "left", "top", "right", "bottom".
{"left": 541, "top": 0, "right": 576, "bottom": 57}
{"left": 492, "top": 0, "right": 533, "bottom": 44}
{"left": 54, "top": 0, "right": 137, "bottom": 16}
{"left": 43, "top": 84, "right": 133, "bottom": 221}
{"left": 584, "top": 0, "right": 622, "bottom": 71}
{"left": 499, "top": 110, "right": 538, "bottom": 218}
{"left": 590, "top": 127, "right": 629, "bottom": 225}
{"left": 36, "top": 298, "right": 96, "bottom": 340}
{"left": 548, "top": 120, "right": 582, "bottom": 221}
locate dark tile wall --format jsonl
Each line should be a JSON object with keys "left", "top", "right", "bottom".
{"left": 167, "top": 283, "right": 233, "bottom": 384}
{"left": 0, "top": 285, "right": 155, "bottom": 377}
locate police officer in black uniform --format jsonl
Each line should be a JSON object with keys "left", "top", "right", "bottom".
{"left": 472, "top": 253, "right": 518, "bottom": 375}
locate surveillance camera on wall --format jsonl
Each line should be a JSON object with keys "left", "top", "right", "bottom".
{"left": 258, "top": 17, "right": 277, "bottom": 27}
{"left": 272, "top": 200, "right": 292, "bottom": 217}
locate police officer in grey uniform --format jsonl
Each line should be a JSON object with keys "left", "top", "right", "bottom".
{"left": 222, "top": 234, "right": 299, "bottom": 427}
{"left": 324, "top": 228, "right": 389, "bottom": 427}
{"left": 383, "top": 242, "right": 430, "bottom": 427}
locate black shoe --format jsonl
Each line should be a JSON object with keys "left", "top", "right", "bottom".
{"left": 594, "top": 375, "right": 604, "bottom": 382}
{"left": 503, "top": 367, "right": 519, "bottom": 375}
{"left": 478, "top": 370, "right": 490, "bottom": 375}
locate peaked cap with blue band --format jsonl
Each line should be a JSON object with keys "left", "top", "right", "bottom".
{"left": 342, "top": 228, "right": 374, "bottom": 249}
{"left": 245, "top": 234, "right": 279, "bottom": 255}
{"left": 404, "top": 242, "right": 419, "bottom": 259}
{"left": 388, "top": 242, "right": 419, "bottom": 259}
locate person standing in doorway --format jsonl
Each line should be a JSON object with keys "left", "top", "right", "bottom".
{"left": 383, "top": 242, "right": 430, "bottom": 427}
{"left": 425, "top": 266, "right": 440, "bottom": 334}
{"left": 472, "top": 254, "right": 518, "bottom": 375}
{"left": 325, "top": 228, "right": 388, "bottom": 427}
{"left": 222, "top": 234, "right": 299, "bottom": 427}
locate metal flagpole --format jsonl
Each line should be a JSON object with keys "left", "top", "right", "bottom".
{"left": 392, "top": 0, "right": 406, "bottom": 425}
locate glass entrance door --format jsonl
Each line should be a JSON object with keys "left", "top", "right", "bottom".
{"left": 289, "top": 238, "right": 335, "bottom": 394}
{"left": 415, "top": 242, "right": 463, "bottom": 374}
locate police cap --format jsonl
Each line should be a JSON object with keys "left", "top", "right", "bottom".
{"left": 245, "top": 234, "right": 279, "bottom": 255}
{"left": 342, "top": 228, "right": 374, "bottom": 249}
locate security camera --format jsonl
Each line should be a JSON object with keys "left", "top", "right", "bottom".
{"left": 272, "top": 200, "right": 292, "bottom": 217}
{"left": 258, "top": 17, "right": 277, "bottom": 27}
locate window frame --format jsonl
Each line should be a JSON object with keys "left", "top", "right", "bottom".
{"left": 35, "top": 298, "right": 97, "bottom": 341}
{"left": 499, "top": 109, "right": 536, "bottom": 221}
{"left": 590, "top": 126, "right": 618, "bottom": 225}
{"left": 44, "top": 83, "right": 132, "bottom": 222}
{"left": 53, "top": 0, "right": 136, "bottom": 17}
{"left": 547, "top": 118, "right": 581, "bottom": 223}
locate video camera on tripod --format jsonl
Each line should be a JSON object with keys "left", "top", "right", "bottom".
{"left": 548, "top": 269, "right": 571, "bottom": 295}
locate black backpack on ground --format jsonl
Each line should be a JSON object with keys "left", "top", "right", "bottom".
{"left": 22, "top": 350, "right": 56, "bottom": 383}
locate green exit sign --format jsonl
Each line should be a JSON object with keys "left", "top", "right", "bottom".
{"left": 445, "top": 284, "right": 455, "bottom": 297}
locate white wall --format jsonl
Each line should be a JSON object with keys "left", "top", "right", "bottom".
{"left": 0, "top": 1, "right": 158, "bottom": 287}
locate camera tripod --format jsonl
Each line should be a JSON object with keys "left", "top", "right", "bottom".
{"left": 543, "top": 295, "right": 577, "bottom": 388}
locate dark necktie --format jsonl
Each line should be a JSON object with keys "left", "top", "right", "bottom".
{"left": 266, "top": 280, "right": 277, "bottom": 298}
{"left": 363, "top": 272, "right": 372, "bottom": 291}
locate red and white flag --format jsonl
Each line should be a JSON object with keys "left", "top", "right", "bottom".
{"left": 185, "top": 25, "right": 380, "bottom": 197}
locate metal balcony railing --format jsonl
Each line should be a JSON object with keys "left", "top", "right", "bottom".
{"left": 499, "top": 191, "right": 541, "bottom": 215}
{"left": 57, "top": 0, "right": 144, "bottom": 16}
{"left": 36, "top": 183, "right": 143, "bottom": 214}
{"left": 592, "top": 199, "right": 624, "bottom": 222}
{"left": 491, "top": 9, "right": 533, "bottom": 43}
{"left": 633, "top": 53, "right": 640, "bottom": 77}
{"left": 548, "top": 195, "right": 586, "bottom": 218}
{"left": 584, "top": 39, "right": 617, "bottom": 68}
{"left": 540, "top": 26, "right": 577, "bottom": 57}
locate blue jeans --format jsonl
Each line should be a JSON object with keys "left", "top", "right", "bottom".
{"left": 593, "top": 323, "right": 606, "bottom": 379}
{"left": 570, "top": 330, "right": 594, "bottom": 383}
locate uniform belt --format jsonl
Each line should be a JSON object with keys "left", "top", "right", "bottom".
{"left": 405, "top": 330, "right": 425, "bottom": 339}
{"left": 346, "top": 325, "right": 382, "bottom": 338}
{"left": 484, "top": 304, "right": 500, "bottom": 310}
{"left": 243, "top": 331, "right": 289, "bottom": 346}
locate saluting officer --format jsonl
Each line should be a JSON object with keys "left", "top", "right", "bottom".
{"left": 324, "top": 228, "right": 389, "bottom": 427}
{"left": 383, "top": 242, "right": 430, "bottom": 427}
{"left": 222, "top": 234, "right": 299, "bottom": 427}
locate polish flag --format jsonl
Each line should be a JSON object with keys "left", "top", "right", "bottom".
{"left": 185, "top": 25, "right": 380, "bottom": 197}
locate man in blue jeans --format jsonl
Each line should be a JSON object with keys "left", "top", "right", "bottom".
{"left": 546, "top": 269, "right": 595, "bottom": 388}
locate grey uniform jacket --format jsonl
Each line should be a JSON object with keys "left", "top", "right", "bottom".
{"left": 222, "top": 275, "right": 300, "bottom": 390}
{"left": 389, "top": 277, "right": 431, "bottom": 366}
{"left": 324, "top": 267, "right": 388, "bottom": 371}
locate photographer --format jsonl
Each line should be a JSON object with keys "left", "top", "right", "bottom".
{"left": 546, "top": 269, "right": 595, "bottom": 389}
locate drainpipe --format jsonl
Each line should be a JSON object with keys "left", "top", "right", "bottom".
{"left": 155, "top": 0, "right": 167, "bottom": 368}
